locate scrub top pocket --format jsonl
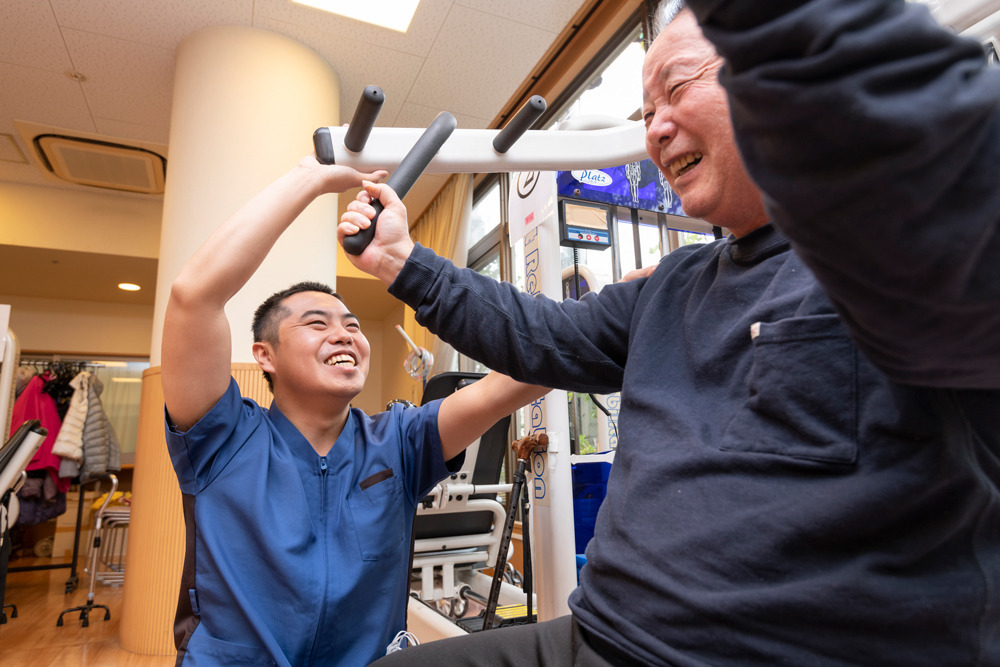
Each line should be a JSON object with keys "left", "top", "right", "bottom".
{"left": 348, "top": 474, "right": 406, "bottom": 561}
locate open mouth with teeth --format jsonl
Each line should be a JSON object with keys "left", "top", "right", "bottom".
{"left": 669, "top": 152, "right": 703, "bottom": 178}
{"left": 325, "top": 354, "right": 356, "bottom": 368}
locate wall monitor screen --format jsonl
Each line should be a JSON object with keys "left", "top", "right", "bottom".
{"left": 559, "top": 198, "right": 612, "bottom": 250}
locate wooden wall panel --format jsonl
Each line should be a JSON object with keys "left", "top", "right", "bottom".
{"left": 119, "top": 364, "right": 271, "bottom": 656}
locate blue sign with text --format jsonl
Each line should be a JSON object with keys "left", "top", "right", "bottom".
{"left": 557, "top": 159, "right": 686, "bottom": 216}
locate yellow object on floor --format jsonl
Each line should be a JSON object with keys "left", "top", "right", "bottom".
{"left": 494, "top": 603, "right": 537, "bottom": 620}
{"left": 91, "top": 491, "right": 132, "bottom": 511}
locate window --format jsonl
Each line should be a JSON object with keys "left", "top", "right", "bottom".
{"left": 454, "top": 16, "right": 662, "bottom": 460}
{"left": 467, "top": 181, "right": 501, "bottom": 253}
{"left": 458, "top": 176, "right": 506, "bottom": 376}
{"left": 548, "top": 30, "right": 646, "bottom": 129}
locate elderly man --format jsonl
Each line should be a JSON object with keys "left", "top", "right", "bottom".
{"left": 343, "top": 0, "right": 1000, "bottom": 664}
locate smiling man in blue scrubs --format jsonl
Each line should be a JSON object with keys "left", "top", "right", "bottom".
{"left": 160, "top": 157, "right": 548, "bottom": 666}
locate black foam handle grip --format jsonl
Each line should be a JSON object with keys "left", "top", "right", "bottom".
{"left": 344, "top": 86, "right": 385, "bottom": 153}
{"left": 343, "top": 111, "right": 458, "bottom": 256}
{"left": 313, "top": 127, "right": 336, "bottom": 165}
{"left": 492, "top": 95, "right": 546, "bottom": 154}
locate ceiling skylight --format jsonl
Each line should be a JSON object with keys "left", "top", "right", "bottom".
{"left": 290, "top": 0, "right": 421, "bottom": 33}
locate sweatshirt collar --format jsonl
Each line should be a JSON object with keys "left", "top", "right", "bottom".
{"left": 726, "top": 223, "right": 790, "bottom": 266}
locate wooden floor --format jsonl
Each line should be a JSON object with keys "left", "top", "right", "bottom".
{"left": 1, "top": 557, "right": 174, "bottom": 666}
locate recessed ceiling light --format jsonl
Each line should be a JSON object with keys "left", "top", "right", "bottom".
{"left": 118, "top": 283, "right": 141, "bottom": 291}
{"left": 290, "top": 0, "right": 420, "bottom": 33}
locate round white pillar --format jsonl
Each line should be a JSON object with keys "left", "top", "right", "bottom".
{"left": 121, "top": 26, "right": 341, "bottom": 655}
{"left": 151, "top": 25, "right": 342, "bottom": 366}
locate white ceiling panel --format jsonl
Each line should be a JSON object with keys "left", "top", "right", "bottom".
{"left": 0, "top": 63, "right": 97, "bottom": 135}
{"left": 0, "top": 0, "right": 73, "bottom": 73}
{"left": 252, "top": 16, "right": 426, "bottom": 129}
{"left": 393, "top": 102, "right": 491, "bottom": 131}
{"left": 1, "top": 0, "right": 607, "bottom": 309}
{"left": 254, "top": 0, "right": 455, "bottom": 58}
{"left": 93, "top": 117, "right": 171, "bottom": 146}
{"left": 49, "top": 0, "right": 254, "bottom": 50}
{"left": 456, "top": 0, "right": 586, "bottom": 34}
{"left": 407, "top": 4, "right": 558, "bottom": 119}
{"left": 62, "top": 29, "right": 174, "bottom": 132}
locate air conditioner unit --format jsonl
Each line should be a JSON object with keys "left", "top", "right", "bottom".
{"left": 33, "top": 134, "right": 166, "bottom": 194}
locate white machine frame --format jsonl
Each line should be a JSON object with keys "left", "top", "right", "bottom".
{"left": 318, "top": 119, "right": 646, "bottom": 174}
{"left": 327, "top": 115, "right": 642, "bottom": 637}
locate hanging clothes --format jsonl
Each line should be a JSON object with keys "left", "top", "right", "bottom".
{"left": 80, "top": 374, "right": 121, "bottom": 482}
{"left": 40, "top": 363, "right": 80, "bottom": 420}
{"left": 10, "top": 375, "right": 70, "bottom": 494}
{"left": 13, "top": 474, "right": 67, "bottom": 525}
{"left": 52, "top": 370, "right": 89, "bottom": 464}
{"left": 15, "top": 366, "right": 34, "bottom": 397}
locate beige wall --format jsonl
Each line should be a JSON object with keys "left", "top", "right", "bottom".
{"left": 347, "top": 303, "right": 429, "bottom": 414}
{"left": 2, "top": 294, "right": 153, "bottom": 357}
{"left": 381, "top": 303, "right": 427, "bottom": 407}
{"left": 1, "top": 290, "right": 414, "bottom": 409}
{"left": 352, "top": 314, "right": 384, "bottom": 415}
{"left": 0, "top": 182, "right": 161, "bottom": 258}
{"left": 1, "top": 162, "right": 413, "bottom": 408}
{"left": 0, "top": 180, "right": 412, "bottom": 408}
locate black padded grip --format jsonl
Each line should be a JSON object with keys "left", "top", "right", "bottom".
{"left": 313, "top": 127, "right": 336, "bottom": 165}
{"left": 343, "top": 111, "right": 457, "bottom": 256}
{"left": 492, "top": 95, "right": 546, "bottom": 154}
{"left": 344, "top": 85, "right": 385, "bottom": 153}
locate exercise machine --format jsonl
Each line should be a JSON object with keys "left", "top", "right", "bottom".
{"left": 318, "top": 87, "right": 646, "bottom": 633}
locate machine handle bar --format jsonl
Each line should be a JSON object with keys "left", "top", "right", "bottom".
{"left": 342, "top": 111, "right": 457, "bottom": 255}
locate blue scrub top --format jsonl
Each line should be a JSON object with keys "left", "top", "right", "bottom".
{"left": 166, "top": 378, "right": 460, "bottom": 666}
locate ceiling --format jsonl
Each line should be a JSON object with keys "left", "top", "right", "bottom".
{"left": 1, "top": 0, "right": 997, "bottom": 311}
{"left": 0, "top": 0, "right": 592, "bottom": 307}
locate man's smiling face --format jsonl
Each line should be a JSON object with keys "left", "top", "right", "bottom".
{"left": 642, "top": 10, "right": 767, "bottom": 235}
{"left": 264, "top": 290, "right": 370, "bottom": 401}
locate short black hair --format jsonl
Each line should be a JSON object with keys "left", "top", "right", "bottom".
{"left": 252, "top": 281, "right": 347, "bottom": 391}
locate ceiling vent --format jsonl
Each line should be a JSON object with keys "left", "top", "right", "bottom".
{"left": 33, "top": 134, "right": 166, "bottom": 194}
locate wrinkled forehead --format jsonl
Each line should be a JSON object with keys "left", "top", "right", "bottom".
{"left": 642, "top": 11, "right": 719, "bottom": 95}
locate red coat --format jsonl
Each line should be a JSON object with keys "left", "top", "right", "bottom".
{"left": 10, "top": 375, "right": 70, "bottom": 493}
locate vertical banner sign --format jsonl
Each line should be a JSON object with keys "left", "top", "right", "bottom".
{"left": 512, "top": 174, "right": 578, "bottom": 620}
{"left": 596, "top": 393, "right": 620, "bottom": 452}
{"left": 509, "top": 171, "right": 556, "bottom": 246}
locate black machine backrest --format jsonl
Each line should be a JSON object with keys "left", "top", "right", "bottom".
{"left": 413, "top": 372, "right": 511, "bottom": 541}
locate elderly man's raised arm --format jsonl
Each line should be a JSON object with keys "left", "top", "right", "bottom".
{"left": 686, "top": 0, "right": 1000, "bottom": 388}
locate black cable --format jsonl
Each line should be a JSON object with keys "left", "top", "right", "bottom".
{"left": 588, "top": 393, "right": 619, "bottom": 444}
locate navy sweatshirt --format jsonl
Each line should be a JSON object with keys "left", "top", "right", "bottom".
{"left": 389, "top": 1, "right": 1000, "bottom": 664}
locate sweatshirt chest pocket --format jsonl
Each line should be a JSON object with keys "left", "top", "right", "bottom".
{"left": 347, "top": 473, "right": 405, "bottom": 561}
{"left": 721, "top": 314, "right": 858, "bottom": 467}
